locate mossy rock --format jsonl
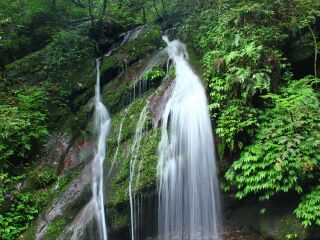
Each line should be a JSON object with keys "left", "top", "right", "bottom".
{"left": 21, "top": 163, "right": 87, "bottom": 240}
{"left": 107, "top": 128, "right": 159, "bottom": 207}
{"left": 106, "top": 126, "right": 160, "bottom": 232}
{"left": 227, "top": 197, "right": 320, "bottom": 240}
{"left": 4, "top": 30, "right": 94, "bottom": 89}
{"left": 102, "top": 63, "right": 167, "bottom": 115}
{"left": 2, "top": 28, "right": 96, "bottom": 133}
{"left": 4, "top": 49, "right": 46, "bottom": 85}
{"left": 117, "top": 24, "right": 163, "bottom": 62}
{"left": 134, "top": 129, "right": 160, "bottom": 193}
{"left": 101, "top": 24, "right": 164, "bottom": 75}
{"left": 104, "top": 89, "right": 160, "bottom": 205}
{"left": 107, "top": 203, "right": 131, "bottom": 232}
{"left": 110, "top": 97, "right": 150, "bottom": 144}
{"left": 44, "top": 218, "right": 67, "bottom": 240}
{"left": 102, "top": 58, "right": 156, "bottom": 113}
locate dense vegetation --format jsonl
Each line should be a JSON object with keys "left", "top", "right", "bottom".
{"left": 177, "top": 0, "right": 320, "bottom": 228}
{"left": 0, "top": 0, "right": 319, "bottom": 239}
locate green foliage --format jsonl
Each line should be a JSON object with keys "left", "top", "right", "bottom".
{"left": 108, "top": 0, "right": 183, "bottom": 24}
{"left": 204, "top": 41, "right": 274, "bottom": 109}
{"left": 0, "top": 0, "right": 87, "bottom": 61}
{"left": 216, "top": 99, "right": 259, "bottom": 151}
{"left": 0, "top": 173, "right": 24, "bottom": 205}
{"left": 286, "top": 233, "right": 298, "bottom": 240}
{"left": 29, "top": 168, "right": 57, "bottom": 189}
{"left": 143, "top": 68, "right": 166, "bottom": 82}
{"left": 45, "top": 219, "right": 66, "bottom": 240}
{"left": 294, "top": 185, "right": 320, "bottom": 227}
{"left": 0, "top": 161, "right": 83, "bottom": 239}
{"left": 107, "top": 1, "right": 140, "bottom": 26}
{"left": 0, "top": 86, "right": 49, "bottom": 168}
{"left": 225, "top": 77, "right": 320, "bottom": 201}
{"left": 40, "top": 31, "right": 94, "bottom": 83}
{"left": 0, "top": 193, "right": 39, "bottom": 240}
{"left": 179, "top": 0, "right": 320, "bottom": 159}
{"left": 178, "top": 2, "right": 320, "bottom": 228}
{"left": 0, "top": 84, "right": 54, "bottom": 239}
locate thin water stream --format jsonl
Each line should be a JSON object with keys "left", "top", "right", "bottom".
{"left": 129, "top": 104, "right": 149, "bottom": 240}
{"left": 92, "top": 58, "right": 110, "bottom": 240}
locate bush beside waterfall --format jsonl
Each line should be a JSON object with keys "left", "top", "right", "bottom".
{"left": 178, "top": 0, "right": 320, "bottom": 230}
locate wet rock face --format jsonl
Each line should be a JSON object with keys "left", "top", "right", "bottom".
{"left": 27, "top": 132, "right": 95, "bottom": 240}
{"left": 222, "top": 221, "right": 264, "bottom": 240}
{"left": 36, "top": 133, "right": 94, "bottom": 175}
{"left": 225, "top": 196, "right": 320, "bottom": 240}
{"left": 36, "top": 166, "right": 92, "bottom": 240}
{"left": 58, "top": 140, "right": 94, "bottom": 175}
{"left": 39, "top": 133, "right": 70, "bottom": 169}
{"left": 90, "top": 19, "right": 125, "bottom": 43}
{"left": 148, "top": 79, "right": 174, "bottom": 127}
{"left": 100, "top": 24, "right": 164, "bottom": 87}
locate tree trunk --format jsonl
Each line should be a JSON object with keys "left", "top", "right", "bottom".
{"left": 51, "top": 0, "right": 57, "bottom": 10}
{"left": 308, "top": 25, "right": 318, "bottom": 78}
{"left": 99, "top": 0, "right": 108, "bottom": 23}
{"left": 88, "top": 0, "right": 95, "bottom": 28}
{"left": 153, "top": 0, "right": 162, "bottom": 19}
{"left": 142, "top": 5, "right": 147, "bottom": 23}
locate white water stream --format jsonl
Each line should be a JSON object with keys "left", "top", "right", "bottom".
{"left": 92, "top": 58, "right": 110, "bottom": 240}
{"left": 129, "top": 104, "right": 149, "bottom": 240}
{"left": 157, "top": 37, "right": 222, "bottom": 240}
{"left": 64, "top": 26, "right": 147, "bottom": 239}
{"left": 66, "top": 59, "right": 110, "bottom": 240}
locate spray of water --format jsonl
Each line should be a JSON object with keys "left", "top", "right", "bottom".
{"left": 157, "top": 36, "right": 222, "bottom": 240}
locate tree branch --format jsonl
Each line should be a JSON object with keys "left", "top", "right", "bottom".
{"left": 69, "top": 0, "right": 86, "bottom": 8}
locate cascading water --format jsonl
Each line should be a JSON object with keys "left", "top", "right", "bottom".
{"left": 157, "top": 37, "right": 222, "bottom": 240}
{"left": 61, "top": 26, "right": 147, "bottom": 238}
{"left": 105, "top": 25, "right": 145, "bottom": 57}
{"left": 129, "top": 104, "right": 149, "bottom": 240}
{"left": 92, "top": 58, "right": 110, "bottom": 240}
{"left": 67, "top": 59, "right": 111, "bottom": 240}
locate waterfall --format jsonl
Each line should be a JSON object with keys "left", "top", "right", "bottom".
{"left": 92, "top": 58, "right": 110, "bottom": 240}
{"left": 157, "top": 37, "right": 222, "bottom": 240}
{"left": 63, "top": 59, "right": 110, "bottom": 240}
{"left": 129, "top": 104, "right": 149, "bottom": 240}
